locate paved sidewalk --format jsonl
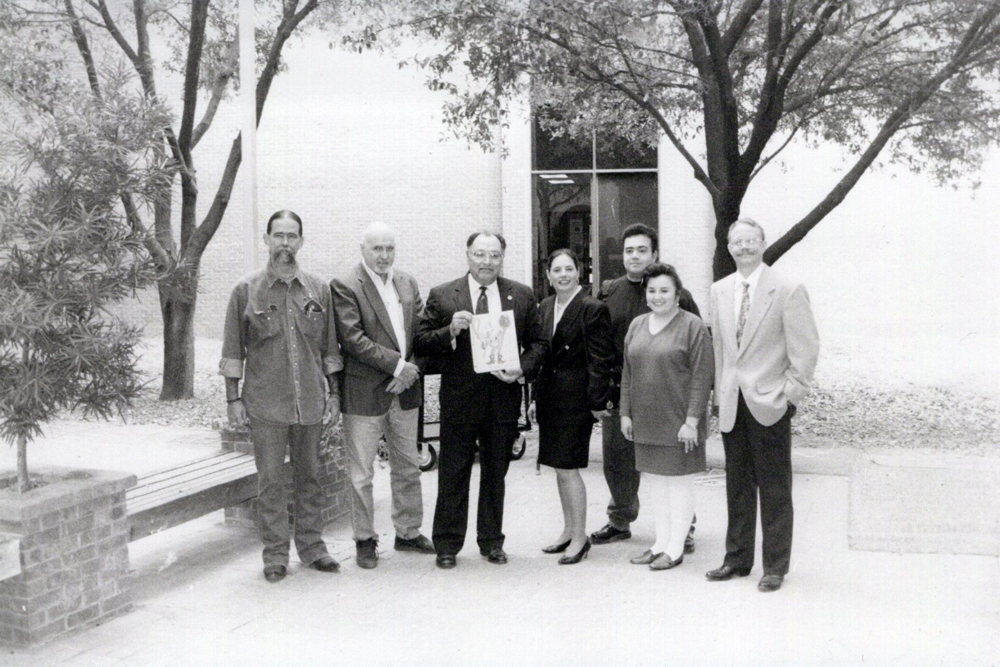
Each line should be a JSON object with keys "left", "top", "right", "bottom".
{"left": 2, "top": 424, "right": 998, "bottom": 666}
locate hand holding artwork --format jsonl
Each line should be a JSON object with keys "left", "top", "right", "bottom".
{"left": 450, "top": 310, "right": 473, "bottom": 338}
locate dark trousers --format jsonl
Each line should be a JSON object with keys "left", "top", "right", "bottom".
{"left": 601, "top": 410, "right": 641, "bottom": 529}
{"left": 248, "top": 417, "right": 330, "bottom": 568}
{"left": 432, "top": 420, "right": 516, "bottom": 555}
{"left": 721, "top": 392, "right": 795, "bottom": 575}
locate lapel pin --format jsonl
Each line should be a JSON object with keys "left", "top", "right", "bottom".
{"left": 507, "top": 295, "right": 513, "bottom": 300}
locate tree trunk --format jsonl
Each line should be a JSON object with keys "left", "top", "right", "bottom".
{"left": 17, "top": 433, "right": 29, "bottom": 494}
{"left": 158, "top": 278, "right": 199, "bottom": 400}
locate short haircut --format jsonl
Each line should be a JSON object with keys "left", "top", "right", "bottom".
{"left": 727, "top": 217, "right": 766, "bottom": 243}
{"left": 547, "top": 248, "right": 580, "bottom": 270}
{"left": 621, "top": 223, "right": 658, "bottom": 253}
{"left": 641, "top": 262, "right": 682, "bottom": 292}
{"left": 267, "top": 209, "right": 303, "bottom": 236}
{"left": 641, "top": 262, "right": 701, "bottom": 316}
{"left": 466, "top": 231, "right": 507, "bottom": 252}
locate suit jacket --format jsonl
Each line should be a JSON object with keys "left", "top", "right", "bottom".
{"left": 533, "top": 290, "right": 614, "bottom": 425}
{"left": 330, "top": 263, "right": 424, "bottom": 416}
{"left": 414, "top": 275, "right": 547, "bottom": 424}
{"left": 709, "top": 264, "right": 819, "bottom": 430}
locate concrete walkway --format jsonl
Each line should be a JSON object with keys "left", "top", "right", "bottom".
{"left": 2, "top": 422, "right": 998, "bottom": 666}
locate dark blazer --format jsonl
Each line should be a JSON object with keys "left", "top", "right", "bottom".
{"left": 414, "top": 275, "right": 547, "bottom": 424}
{"left": 330, "top": 263, "right": 424, "bottom": 416}
{"left": 533, "top": 290, "right": 614, "bottom": 425}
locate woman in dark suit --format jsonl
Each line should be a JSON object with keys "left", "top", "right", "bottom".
{"left": 529, "top": 249, "right": 614, "bottom": 565}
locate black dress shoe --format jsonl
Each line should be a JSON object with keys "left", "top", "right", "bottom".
{"left": 542, "top": 539, "right": 571, "bottom": 554}
{"left": 263, "top": 565, "right": 287, "bottom": 583}
{"left": 590, "top": 523, "right": 632, "bottom": 544}
{"left": 758, "top": 574, "right": 784, "bottom": 592}
{"left": 558, "top": 540, "right": 590, "bottom": 565}
{"left": 395, "top": 534, "right": 436, "bottom": 554}
{"left": 481, "top": 548, "right": 508, "bottom": 565}
{"left": 356, "top": 538, "right": 378, "bottom": 569}
{"left": 310, "top": 555, "right": 341, "bottom": 573}
{"left": 705, "top": 564, "right": 752, "bottom": 581}
{"left": 436, "top": 554, "right": 457, "bottom": 569}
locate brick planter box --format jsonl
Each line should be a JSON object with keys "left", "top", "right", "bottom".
{"left": 220, "top": 425, "right": 349, "bottom": 530}
{"left": 0, "top": 467, "right": 135, "bottom": 646}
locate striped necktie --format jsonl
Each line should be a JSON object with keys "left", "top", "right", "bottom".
{"left": 736, "top": 281, "right": 750, "bottom": 347}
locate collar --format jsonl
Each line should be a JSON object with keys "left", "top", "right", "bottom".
{"left": 362, "top": 260, "right": 394, "bottom": 287}
{"left": 265, "top": 262, "right": 303, "bottom": 287}
{"left": 467, "top": 273, "right": 499, "bottom": 294}
{"left": 555, "top": 286, "right": 583, "bottom": 310}
{"left": 737, "top": 263, "right": 764, "bottom": 289}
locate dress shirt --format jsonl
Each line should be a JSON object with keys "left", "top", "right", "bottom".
{"left": 552, "top": 286, "right": 583, "bottom": 334}
{"left": 220, "top": 264, "right": 342, "bottom": 425}
{"left": 467, "top": 274, "right": 501, "bottom": 314}
{"left": 733, "top": 263, "right": 765, "bottom": 323}
{"left": 362, "top": 261, "right": 408, "bottom": 377}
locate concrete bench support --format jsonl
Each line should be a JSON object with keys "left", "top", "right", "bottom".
{"left": 849, "top": 453, "right": 1000, "bottom": 556}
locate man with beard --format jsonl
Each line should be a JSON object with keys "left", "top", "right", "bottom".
{"left": 221, "top": 210, "right": 343, "bottom": 583}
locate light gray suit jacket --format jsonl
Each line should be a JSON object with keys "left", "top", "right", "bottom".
{"left": 709, "top": 264, "right": 819, "bottom": 431}
{"left": 330, "top": 263, "right": 424, "bottom": 416}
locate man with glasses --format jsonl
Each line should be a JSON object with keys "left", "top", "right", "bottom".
{"left": 415, "top": 231, "right": 547, "bottom": 568}
{"left": 705, "top": 218, "right": 819, "bottom": 592}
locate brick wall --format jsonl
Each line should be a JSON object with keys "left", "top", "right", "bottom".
{"left": 0, "top": 468, "right": 135, "bottom": 646}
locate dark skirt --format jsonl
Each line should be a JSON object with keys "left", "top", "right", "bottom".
{"left": 634, "top": 441, "right": 706, "bottom": 476}
{"left": 538, "top": 420, "right": 593, "bottom": 469}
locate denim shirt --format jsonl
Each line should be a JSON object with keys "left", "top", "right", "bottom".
{"left": 220, "top": 265, "right": 343, "bottom": 425}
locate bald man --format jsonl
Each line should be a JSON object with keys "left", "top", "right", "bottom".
{"left": 330, "top": 224, "right": 434, "bottom": 569}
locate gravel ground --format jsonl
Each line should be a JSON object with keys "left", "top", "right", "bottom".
{"left": 66, "top": 337, "right": 1000, "bottom": 456}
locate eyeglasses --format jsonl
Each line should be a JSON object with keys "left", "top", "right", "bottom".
{"left": 728, "top": 238, "right": 762, "bottom": 248}
{"left": 470, "top": 251, "right": 504, "bottom": 262}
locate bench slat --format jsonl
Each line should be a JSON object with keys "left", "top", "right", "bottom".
{"left": 128, "top": 474, "right": 260, "bottom": 541}
{"left": 127, "top": 454, "right": 256, "bottom": 503}
{"left": 127, "top": 456, "right": 259, "bottom": 513}
{"left": 129, "top": 451, "right": 251, "bottom": 491}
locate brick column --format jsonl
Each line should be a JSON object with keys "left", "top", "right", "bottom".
{"left": 220, "top": 425, "right": 349, "bottom": 530}
{"left": 0, "top": 467, "right": 135, "bottom": 647}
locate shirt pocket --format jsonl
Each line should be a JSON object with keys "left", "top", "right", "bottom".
{"left": 249, "top": 305, "right": 281, "bottom": 340}
{"left": 298, "top": 302, "right": 326, "bottom": 342}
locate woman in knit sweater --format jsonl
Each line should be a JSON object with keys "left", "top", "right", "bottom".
{"left": 620, "top": 263, "right": 714, "bottom": 570}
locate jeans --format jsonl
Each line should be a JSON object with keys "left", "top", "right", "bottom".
{"left": 248, "top": 417, "right": 330, "bottom": 567}
{"left": 342, "top": 398, "right": 423, "bottom": 542}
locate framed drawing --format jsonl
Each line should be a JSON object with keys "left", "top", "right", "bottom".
{"left": 470, "top": 311, "right": 520, "bottom": 374}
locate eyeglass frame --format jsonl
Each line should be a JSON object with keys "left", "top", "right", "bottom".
{"left": 469, "top": 250, "right": 505, "bottom": 262}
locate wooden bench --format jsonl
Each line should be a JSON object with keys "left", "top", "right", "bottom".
{"left": 126, "top": 450, "right": 261, "bottom": 542}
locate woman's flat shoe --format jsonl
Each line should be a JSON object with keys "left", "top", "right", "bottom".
{"left": 629, "top": 549, "right": 662, "bottom": 565}
{"left": 558, "top": 539, "right": 591, "bottom": 565}
{"left": 542, "top": 539, "right": 572, "bottom": 554}
{"left": 649, "top": 553, "right": 684, "bottom": 570}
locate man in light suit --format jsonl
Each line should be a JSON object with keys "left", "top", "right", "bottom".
{"left": 330, "top": 223, "right": 435, "bottom": 570}
{"left": 415, "top": 231, "right": 547, "bottom": 569}
{"left": 706, "top": 218, "right": 819, "bottom": 592}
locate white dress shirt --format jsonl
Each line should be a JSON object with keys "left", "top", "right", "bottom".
{"left": 553, "top": 286, "right": 582, "bottom": 334}
{"left": 363, "top": 261, "right": 408, "bottom": 377}
{"left": 733, "top": 263, "right": 765, "bottom": 324}
{"left": 467, "top": 274, "right": 501, "bottom": 315}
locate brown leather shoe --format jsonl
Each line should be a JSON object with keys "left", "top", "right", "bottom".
{"left": 758, "top": 574, "right": 784, "bottom": 592}
{"left": 705, "top": 564, "right": 752, "bottom": 581}
{"left": 629, "top": 549, "right": 662, "bottom": 565}
{"left": 309, "top": 555, "right": 341, "bottom": 573}
{"left": 649, "top": 553, "right": 684, "bottom": 570}
{"left": 395, "top": 534, "right": 435, "bottom": 554}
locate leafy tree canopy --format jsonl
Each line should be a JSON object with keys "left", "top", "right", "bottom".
{"left": 350, "top": 0, "right": 1000, "bottom": 276}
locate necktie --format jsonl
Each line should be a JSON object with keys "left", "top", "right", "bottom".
{"left": 736, "top": 281, "right": 750, "bottom": 347}
{"left": 476, "top": 286, "right": 489, "bottom": 315}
